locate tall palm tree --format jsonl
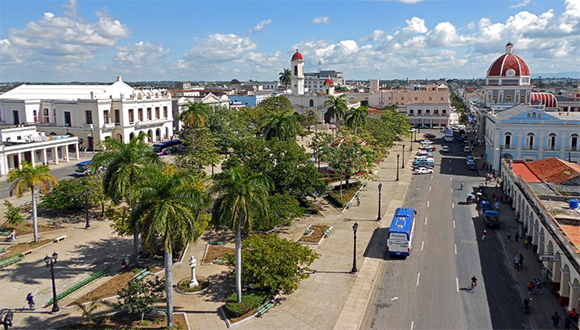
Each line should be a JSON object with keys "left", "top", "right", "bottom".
{"left": 8, "top": 161, "right": 57, "bottom": 242}
{"left": 345, "top": 106, "right": 369, "bottom": 135}
{"left": 259, "top": 109, "right": 300, "bottom": 141}
{"left": 180, "top": 102, "right": 209, "bottom": 129}
{"left": 211, "top": 167, "right": 273, "bottom": 303}
{"left": 135, "top": 168, "right": 207, "bottom": 328}
{"left": 279, "top": 68, "right": 291, "bottom": 90}
{"left": 91, "top": 132, "right": 161, "bottom": 266}
{"left": 323, "top": 94, "right": 348, "bottom": 133}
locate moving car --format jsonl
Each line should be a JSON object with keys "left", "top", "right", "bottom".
{"left": 441, "top": 146, "right": 450, "bottom": 153}
{"left": 414, "top": 167, "right": 433, "bottom": 174}
{"left": 463, "top": 146, "right": 471, "bottom": 153}
{"left": 420, "top": 139, "right": 434, "bottom": 144}
{"left": 416, "top": 151, "right": 433, "bottom": 157}
{"left": 423, "top": 133, "right": 436, "bottom": 139}
{"left": 420, "top": 145, "right": 436, "bottom": 151}
{"left": 483, "top": 210, "right": 500, "bottom": 227}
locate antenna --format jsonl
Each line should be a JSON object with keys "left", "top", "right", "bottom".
{"left": 318, "top": 60, "right": 322, "bottom": 73}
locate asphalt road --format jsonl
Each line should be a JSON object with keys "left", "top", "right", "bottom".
{"left": 364, "top": 130, "right": 524, "bottom": 329}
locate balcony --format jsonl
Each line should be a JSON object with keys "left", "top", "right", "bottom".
{"left": 102, "top": 122, "right": 115, "bottom": 131}
{"left": 135, "top": 119, "right": 169, "bottom": 129}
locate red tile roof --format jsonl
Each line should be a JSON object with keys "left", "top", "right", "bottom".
{"left": 521, "top": 157, "right": 580, "bottom": 184}
{"left": 512, "top": 162, "right": 541, "bottom": 183}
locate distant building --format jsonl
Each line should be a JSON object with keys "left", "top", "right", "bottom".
{"left": 305, "top": 70, "right": 344, "bottom": 92}
{"left": 501, "top": 157, "right": 580, "bottom": 312}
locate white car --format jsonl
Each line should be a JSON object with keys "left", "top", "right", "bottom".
{"left": 441, "top": 146, "right": 450, "bottom": 152}
{"left": 420, "top": 140, "right": 434, "bottom": 144}
{"left": 414, "top": 167, "right": 434, "bottom": 174}
{"left": 463, "top": 146, "right": 471, "bottom": 153}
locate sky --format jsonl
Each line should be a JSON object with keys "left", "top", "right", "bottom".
{"left": 0, "top": 0, "right": 579, "bottom": 83}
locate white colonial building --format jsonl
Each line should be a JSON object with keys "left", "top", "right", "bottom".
{"left": 0, "top": 76, "right": 174, "bottom": 150}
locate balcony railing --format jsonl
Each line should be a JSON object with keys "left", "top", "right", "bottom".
{"left": 102, "top": 122, "right": 115, "bottom": 130}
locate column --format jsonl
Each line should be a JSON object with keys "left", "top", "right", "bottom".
{"left": 552, "top": 254, "right": 562, "bottom": 292}
{"left": 53, "top": 147, "right": 59, "bottom": 164}
{"left": 75, "top": 143, "right": 79, "bottom": 160}
{"left": 559, "top": 269, "right": 570, "bottom": 306}
{"left": 0, "top": 154, "right": 7, "bottom": 176}
{"left": 30, "top": 150, "right": 36, "bottom": 167}
{"left": 64, "top": 145, "right": 69, "bottom": 162}
{"left": 569, "top": 283, "right": 580, "bottom": 312}
{"left": 42, "top": 148, "right": 47, "bottom": 166}
{"left": 18, "top": 153, "right": 23, "bottom": 169}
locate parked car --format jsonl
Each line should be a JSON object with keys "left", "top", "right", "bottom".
{"left": 423, "top": 133, "right": 436, "bottom": 139}
{"left": 463, "top": 146, "right": 471, "bottom": 153}
{"left": 414, "top": 167, "right": 433, "bottom": 174}
{"left": 420, "top": 145, "right": 436, "bottom": 151}
{"left": 441, "top": 146, "right": 450, "bottom": 153}
{"left": 420, "top": 139, "right": 434, "bottom": 144}
{"left": 416, "top": 151, "right": 434, "bottom": 157}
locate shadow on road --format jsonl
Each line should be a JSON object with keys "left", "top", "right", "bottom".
{"left": 363, "top": 227, "right": 389, "bottom": 260}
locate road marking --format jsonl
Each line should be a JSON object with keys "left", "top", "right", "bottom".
{"left": 456, "top": 277, "right": 459, "bottom": 292}
{"left": 455, "top": 244, "right": 457, "bottom": 255}
{"left": 411, "top": 321, "right": 414, "bottom": 330}
{"left": 429, "top": 186, "right": 432, "bottom": 192}
{"left": 452, "top": 202, "right": 455, "bottom": 209}
{"left": 427, "top": 201, "right": 430, "bottom": 208}
{"left": 450, "top": 177, "right": 453, "bottom": 181}
{"left": 430, "top": 175, "right": 433, "bottom": 180}
{"left": 425, "top": 217, "right": 428, "bottom": 225}
{"left": 416, "top": 273, "right": 421, "bottom": 286}
{"left": 453, "top": 220, "right": 456, "bottom": 228}
{"left": 421, "top": 240, "right": 424, "bottom": 251}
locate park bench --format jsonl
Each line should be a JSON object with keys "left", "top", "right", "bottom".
{"left": 132, "top": 269, "right": 150, "bottom": 281}
{"left": 256, "top": 300, "right": 276, "bottom": 317}
{"left": 345, "top": 202, "right": 352, "bottom": 209}
{"left": 323, "top": 228, "right": 332, "bottom": 238}
{"left": 45, "top": 267, "right": 109, "bottom": 307}
{"left": 304, "top": 227, "right": 313, "bottom": 236}
{"left": 209, "top": 238, "right": 226, "bottom": 245}
{"left": 47, "top": 220, "right": 62, "bottom": 227}
{"left": 0, "top": 254, "right": 24, "bottom": 269}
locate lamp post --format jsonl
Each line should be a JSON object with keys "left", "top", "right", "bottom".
{"left": 377, "top": 183, "right": 383, "bottom": 220}
{"left": 401, "top": 145, "right": 405, "bottom": 169}
{"left": 351, "top": 222, "right": 358, "bottom": 273}
{"left": 65, "top": 123, "right": 69, "bottom": 135}
{"left": 44, "top": 252, "right": 60, "bottom": 314}
{"left": 396, "top": 154, "right": 400, "bottom": 182}
{"left": 414, "top": 130, "right": 417, "bottom": 142}
{"left": 496, "top": 144, "right": 503, "bottom": 175}
{"left": 83, "top": 189, "right": 90, "bottom": 229}
{"left": 410, "top": 132, "right": 413, "bottom": 151}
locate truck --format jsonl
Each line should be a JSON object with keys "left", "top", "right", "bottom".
{"left": 483, "top": 210, "right": 500, "bottom": 228}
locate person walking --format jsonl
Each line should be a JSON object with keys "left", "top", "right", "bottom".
{"left": 26, "top": 292, "right": 35, "bottom": 310}
{"left": 507, "top": 231, "right": 512, "bottom": 242}
{"left": 515, "top": 232, "right": 520, "bottom": 243}
{"left": 552, "top": 311, "right": 561, "bottom": 328}
{"left": 9, "top": 230, "right": 16, "bottom": 242}
{"left": 481, "top": 229, "right": 487, "bottom": 240}
{"left": 527, "top": 281, "right": 535, "bottom": 294}
{"left": 514, "top": 254, "right": 521, "bottom": 271}
{"left": 519, "top": 253, "right": 524, "bottom": 269}
{"left": 356, "top": 196, "right": 361, "bottom": 207}
{"left": 524, "top": 237, "right": 530, "bottom": 249}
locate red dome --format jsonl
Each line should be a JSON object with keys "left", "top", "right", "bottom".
{"left": 291, "top": 49, "right": 303, "bottom": 61}
{"left": 531, "top": 92, "right": 558, "bottom": 108}
{"left": 487, "top": 43, "right": 530, "bottom": 77}
{"left": 324, "top": 77, "right": 334, "bottom": 86}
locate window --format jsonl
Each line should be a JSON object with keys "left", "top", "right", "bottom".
{"left": 505, "top": 95, "right": 512, "bottom": 102}
{"left": 434, "top": 110, "right": 439, "bottom": 114}
{"left": 115, "top": 109, "right": 120, "bottom": 124}
{"left": 64, "top": 111, "right": 71, "bottom": 127}
{"left": 85, "top": 110, "right": 93, "bottom": 124}
{"left": 294, "top": 65, "right": 298, "bottom": 76}
{"left": 163, "top": 106, "right": 168, "bottom": 119}
{"left": 504, "top": 132, "right": 512, "bottom": 148}
{"left": 429, "top": 97, "right": 432, "bottom": 101}
{"left": 426, "top": 109, "right": 431, "bottom": 114}
{"left": 128, "top": 109, "right": 134, "bottom": 124}
{"left": 43, "top": 108, "right": 50, "bottom": 123}
{"left": 147, "top": 108, "right": 152, "bottom": 121}
{"left": 526, "top": 133, "right": 535, "bottom": 149}
{"left": 155, "top": 107, "right": 160, "bottom": 119}
{"left": 415, "top": 97, "right": 418, "bottom": 101}
{"left": 138, "top": 108, "right": 143, "bottom": 121}
{"left": 309, "top": 99, "right": 314, "bottom": 107}
{"left": 33, "top": 110, "right": 38, "bottom": 123}
{"left": 441, "top": 97, "right": 444, "bottom": 101}
{"left": 520, "top": 96, "right": 526, "bottom": 103}
{"left": 409, "top": 109, "right": 414, "bottom": 114}
{"left": 572, "top": 134, "right": 578, "bottom": 151}
{"left": 418, "top": 110, "right": 422, "bottom": 115}
{"left": 103, "top": 110, "right": 110, "bottom": 124}
{"left": 442, "top": 109, "right": 447, "bottom": 114}
{"left": 531, "top": 112, "right": 536, "bottom": 119}
{"left": 548, "top": 133, "right": 557, "bottom": 150}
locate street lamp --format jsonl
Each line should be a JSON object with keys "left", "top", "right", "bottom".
{"left": 495, "top": 144, "right": 503, "bottom": 176}
{"left": 396, "top": 154, "right": 400, "bottom": 182}
{"left": 83, "top": 190, "right": 90, "bottom": 229}
{"left": 377, "top": 183, "right": 383, "bottom": 220}
{"left": 401, "top": 145, "right": 405, "bottom": 169}
{"left": 44, "top": 251, "right": 60, "bottom": 314}
{"left": 351, "top": 222, "right": 358, "bottom": 273}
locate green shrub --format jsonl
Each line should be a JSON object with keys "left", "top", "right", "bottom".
{"left": 327, "top": 182, "right": 361, "bottom": 208}
{"left": 224, "top": 292, "right": 269, "bottom": 318}
{"left": 3, "top": 200, "right": 24, "bottom": 225}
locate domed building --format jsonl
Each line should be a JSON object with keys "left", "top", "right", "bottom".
{"left": 484, "top": 42, "right": 532, "bottom": 106}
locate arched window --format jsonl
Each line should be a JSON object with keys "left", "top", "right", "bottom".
{"left": 526, "top": 133, "right": 535, "bottom": 149}
{"left": 294, "top": 65, "right": 298, "bottom": 76}
{"left": 527, "top": 113, "right": 531, "bottom": 118}
{"left": 571, "top": 134, "right": 578, "bottom": 151}
{"left": 531, "top": 112, "right": 536, "bottom": 119}
{"left": 548, "top": 133, "right": 557, "bottom": 150}
{"left": 309, "top": 99, "right": 314, "bottom": 107}
{"left": 504, "top": 132, "right": 512, "bottom": 148}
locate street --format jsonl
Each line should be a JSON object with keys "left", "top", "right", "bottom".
{"left": 364, "top": 130, "right": 524, "bottom": 329}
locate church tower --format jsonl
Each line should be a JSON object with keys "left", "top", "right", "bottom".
{"left": 290, "top": 49, "right": 305, "bottom": 96}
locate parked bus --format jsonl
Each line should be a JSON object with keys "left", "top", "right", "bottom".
{"left": 444, "top": 128, "right": 454, "bottom": 142}
{"left": 387, "top": 207, "right": 417, "bottom": 256}
{"left": 152, "top": 139, "right": 182, "bottom": 155}
{"left": 74, "top": 160, "right": 92, "bottom": 176}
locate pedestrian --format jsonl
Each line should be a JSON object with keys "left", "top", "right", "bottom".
{"left": 515, "top": 212, "right": 520, "bottom": 222}
{"left": 527, "top": 281, "right": 535, "bottom": 294}
{"left": 519, "top": 253, "right": 524, "bottom": 269}
{"left": 514, "top": 254, "right": 521, "bottom": 270}
{"left": 534, "top": 278, "right": 542, "bottom": 294}
{"left": 10, "top": 230, "right": 16, "bottom": 242}
{"left": 26, "top": 292, "right": 35, "bottom": 310}
{"left": 495, "top": 201, "right": 500, "bottom": 211}
{"left": 552, "top": 312, "right": 561, "bottom": 328}
{"left": 524, "top": 237, "right": 530, "bottom": 249}
{"left": 515, "top": 232, "right": 520, "bottom": 243}
{"left": 564, "top": 314, "right": 572, "bottom": 330}
{"left": 356, "top": 196, "right": 361, "bottom": 207}
{"left": 482, "top": 229, "right": 487, "bottom": 240}
{"left": 507, "top": 231, "right": 512, "bottom": 242}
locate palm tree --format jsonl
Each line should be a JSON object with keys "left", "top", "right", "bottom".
{"left": 8, "top": 161, "right": 57, "bottom": 242}
{"left": 211, "top": 167, "right": 273, "bottom": 303}
{"left": 345, "top": 106, "right": 369, "bottom": 135}
{"left": 135, "top": 168, "right": 207, "bottom": 328}
{"left": 279, "top": 68, "right": 291, "bottom": 90}
{"left": 323, "top": 94, "right": 348, "bottom": 133}
{"left": 180, "top": 102, "right": 209, "bottom": 129}
{"left": 259, "top": 109, "right": 300, "bottom": 141}
{"left": 91, "top": 132, "right": 161, "bottom": 266}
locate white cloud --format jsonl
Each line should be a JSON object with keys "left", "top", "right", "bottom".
{"left": 115, "top": 41, "right": 169, "bottom": 67}
{"left": 250, "top": 19, "right": 272, "bottom": 34}
{"left": 313, "top": 16, "right": 329, "bottom": 24}
{"left": 362, "top": 29, "right": 385, "bottom": 42}
{"left": 185, "top": 33, "right": 256, "bottom": 62}
{"left": 402, "top": 17, "right": 428, "bottom": 34}
{"left": 510, "top": 0, "right": 531, "bottom": 9}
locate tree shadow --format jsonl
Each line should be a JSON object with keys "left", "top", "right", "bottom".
{"left": 200, "top": 270, "right": 234, "bottom": 303}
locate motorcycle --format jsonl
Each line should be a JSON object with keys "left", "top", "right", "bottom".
{"left": 523, "top": 298, "right": 530, "bottom": 314}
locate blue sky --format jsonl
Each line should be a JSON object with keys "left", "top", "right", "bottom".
{"left": 0, "top": 0, "right": 579, "bottom": 82}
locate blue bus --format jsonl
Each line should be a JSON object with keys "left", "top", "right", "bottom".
{"left": 74, "top": 160, "right": 92, "bottom": 176}
{"left": 152, "top": 139, "right": 182, "bottom": 155}
{"left": 387, "top": 207, "right": 417, "bottom": 256}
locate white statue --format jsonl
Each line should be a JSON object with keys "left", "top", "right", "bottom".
{"left": 189, "top": 256, "right": 199, "bottom": 288}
